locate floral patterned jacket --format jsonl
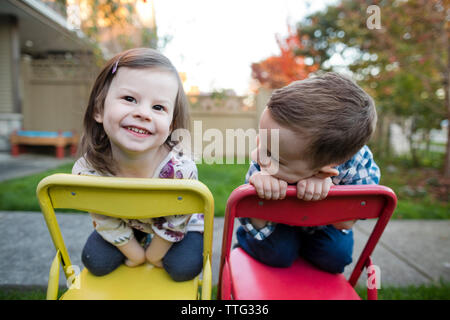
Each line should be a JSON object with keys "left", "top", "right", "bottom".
{"left": 72, "top": 151, "right": 204, "bottom": 246}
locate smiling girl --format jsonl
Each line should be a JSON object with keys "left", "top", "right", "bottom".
{"left": 72, "top": 48, "right": 204, "bottom": 282}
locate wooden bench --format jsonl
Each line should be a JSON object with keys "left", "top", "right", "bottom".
{"left": 10, "top": 130, "right": 79, "bottom": 159}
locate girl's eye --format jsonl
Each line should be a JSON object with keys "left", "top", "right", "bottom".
{"left": 123, "top": 96, "right": 136, "bottom": 103}
{"left": 153, "top": 105, "right": 165, "bottom": 111}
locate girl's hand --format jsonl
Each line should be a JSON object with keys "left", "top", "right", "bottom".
{"left": 145, "top": 234, "right": 173, "bottom": 268}
{"left": 249, "top": 171, "right": 288, "bottom": 200}
{"left": 125, "top": 258, "right": 144, "bottom": 268}
{"left": 117, "top": 237, "right": 146, "bottom": 267}
{"left": 296, "top": 176, "right": 333, "bottom": 201}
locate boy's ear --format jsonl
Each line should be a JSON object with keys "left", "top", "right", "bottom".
{"left": 250, "top": 134, "right": 259, "bottom": 162}
{"left": 315, "top": 165, "right": 339, "bottom": 179}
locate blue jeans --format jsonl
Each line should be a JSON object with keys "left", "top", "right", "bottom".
{"left": 82, "top": 229, "right": 203, "bottom": 282}
{"left": 237, "top": 223, "right": 353, "bottom": 274}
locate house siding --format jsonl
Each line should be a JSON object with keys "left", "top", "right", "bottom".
{"left": 0, "top": 20, "right": 14, "bottom": 114}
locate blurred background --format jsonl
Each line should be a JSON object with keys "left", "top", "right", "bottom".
{"left": 0, "top": 0, "right": 448, "bottom": 217}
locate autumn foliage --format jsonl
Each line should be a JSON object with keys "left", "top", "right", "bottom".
{"left": 251, "top": 26, "right": 319, "bottom": 89}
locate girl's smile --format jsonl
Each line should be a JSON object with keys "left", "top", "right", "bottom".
{"left": 123, "top": 125, "right": 153, "bottom": 136}
{"left": 94, "top": 67, "right": 178, "bottom": 157}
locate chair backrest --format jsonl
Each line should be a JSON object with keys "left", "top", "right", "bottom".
{"left": 219, "top": 184, "right": 397, "bottom": 287}
{"left": 37, "top": 174, "right": 214, "bottom": 280}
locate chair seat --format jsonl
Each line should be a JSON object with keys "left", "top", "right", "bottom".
{"left": 61, "top": 263, "right": 199, "bottom": 300}
{"left": 229, "top": 248, "right": 360, "bottom": 300}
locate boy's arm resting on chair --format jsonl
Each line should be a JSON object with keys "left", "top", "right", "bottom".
{"left": 295, "top": 175, "right": 357, "bottom": 230}
{"left": 244, "top": 145, "right": 381, "bottom": 232}
{"left": 248, "top": 172, "right": 337, "bottom": 229}
{"left": 247, "top": 171, "right": 286, "bottom": 229}
{"left": 247, "top": 173, "right": 359, "bottom": 231}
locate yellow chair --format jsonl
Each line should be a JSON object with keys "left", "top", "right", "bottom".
{"left": 36, "top": 173, "right": 214, "bottom": 300}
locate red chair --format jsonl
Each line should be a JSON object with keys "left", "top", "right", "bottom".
{"left": 218, "top": 184, "right": 397, "bottom": 300}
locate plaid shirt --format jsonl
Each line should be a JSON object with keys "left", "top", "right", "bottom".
{"left": 240, "top": 145, "right": 381, "bottom": 240}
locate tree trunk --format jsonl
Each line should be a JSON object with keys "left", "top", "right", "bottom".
{"left": 372, "top": 111, "right": 384, "bottom": 157}
{"left": 374, "top": 112, "right": 392, "bottom": 159}
{"left": 424, "top": 129, "right": 430, "bottom": 154}
{"left": 444, "top": 105, "right": 450, "bottom": 176}
{"left": 407, "top": 118, "right": 420, "bottom": 167}
{"left": 444, "top": 35, "right": 450, "bottom": 178}
{"left": 385, "top": 115, "right": 392, "bottom": 158}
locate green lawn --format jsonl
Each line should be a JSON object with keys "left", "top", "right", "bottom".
{"left": 0, "top": 158, "right": 448, "bottom": 219}
{"left": 197, "top": 161, "right": 249, "bottom": 216}
{"left": 0, "top": 163, "right": 76, "bottom": 212}
{"left": 377, "top": 159, "right": 450, "bottom": 220}
{"left": 0, "top": 161, "right": 249, "bottom": 217}
{"left": 355, "top": 282, "right": 450, "bottom": 300}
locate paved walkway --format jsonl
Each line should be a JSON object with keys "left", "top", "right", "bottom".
{"left": 0, "top": 152, "right": 73, "bottom": 182}
{"left": 1, "top": 153, "right": 449, "bottom": 289}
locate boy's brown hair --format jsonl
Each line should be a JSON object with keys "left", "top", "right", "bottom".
{"left": 80, "top": 48, "right": 190, "bottom": 175}
{"left": 267, "top": 72, "right": 377, "bottom": 169}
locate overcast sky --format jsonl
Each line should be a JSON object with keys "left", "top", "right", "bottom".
{"left": 153, "top": 0, "right": 336, "bottom": 95}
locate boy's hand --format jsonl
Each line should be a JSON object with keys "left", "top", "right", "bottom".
{"left": 332, "top": 220, "right": 356, "bottom": 230}
{"left": 249, "top": 171, "right": 288, "bottom": 200}
{"left": 296, "top": 176, "right": 333, "bottom": 201}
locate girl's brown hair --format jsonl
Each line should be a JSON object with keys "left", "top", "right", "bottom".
{"left": 79, "top": 48, "right": 190, "bottom": 175}
{"left": 268, "top": 72, "right": 377, "bottom": 169}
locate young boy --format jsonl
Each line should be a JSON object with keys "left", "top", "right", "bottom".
{"left": 237, "top": 72, "right": 380, "bottom": 274}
